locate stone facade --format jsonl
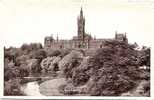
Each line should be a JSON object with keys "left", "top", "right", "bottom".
{"left": 44, "top": 8, "right": 128, "bottom": 49}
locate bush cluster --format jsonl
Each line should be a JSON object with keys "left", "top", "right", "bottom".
{"left": 64, "top": 40, "right": 150, "bottom": 96}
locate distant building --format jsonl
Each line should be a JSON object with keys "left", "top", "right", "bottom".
{"left": 44, "top": 7, "right": 128, "bottom": 49}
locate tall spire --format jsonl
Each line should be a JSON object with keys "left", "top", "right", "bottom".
{"left": 80, "top": 7, "right": 83, "bottom": 17}
{"left": 77, "top": 6, "right": 85, "bottom": 42}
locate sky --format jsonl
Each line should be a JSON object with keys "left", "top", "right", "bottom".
{"left": 0, "top": 0, "right": 154, "bottom": 47}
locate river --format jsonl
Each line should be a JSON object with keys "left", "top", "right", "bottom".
{"left": 21, "top": 81, "right": 44, "bottom": 96}
{"left": 21, "top": 78, "right": 66, "bottom": 96}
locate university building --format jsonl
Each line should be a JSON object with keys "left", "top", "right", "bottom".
{"left": 44, "top": 8, "right": 128, "bottom": 49}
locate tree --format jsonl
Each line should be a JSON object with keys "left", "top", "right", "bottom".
{"left": 58, "top": 50, "right": 83, "bottom": 78}
{"left": 34, "top": 49, "right": 47, "bottom": 60}
{"left": 70, "top": 41, "right": 142, "bottom": 96}
{"left": 47, "top": 49, "right": 61, "bottom": 57}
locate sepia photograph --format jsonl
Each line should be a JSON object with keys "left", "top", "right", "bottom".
{"left": 1, "top": 0, "right": 152, "bottom": 97}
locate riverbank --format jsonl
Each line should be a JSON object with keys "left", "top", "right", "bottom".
{"left": 39, "top": 78, "right": 67, "bottom": 96}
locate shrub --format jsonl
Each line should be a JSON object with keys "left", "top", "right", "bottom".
{"left": 4, "top": 79, "right": 23, "bottom": 96}
{"left": 4, "top": 62, "right": 20, "bottom": 81}
{"left": 58, "top": 50, "right": 83, "bottom": 78}
{"left": 72, "top": 72, "right": 90, "bottom": 86}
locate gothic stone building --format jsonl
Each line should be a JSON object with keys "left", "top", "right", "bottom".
{"left": 44, "top": 8, "right": 128, "bottom": 49}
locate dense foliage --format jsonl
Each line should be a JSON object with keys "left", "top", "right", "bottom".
{"left": 4, "top": 43, "right": 44, "bottom": 95}
{"left": 4, "top": 41, "right": 150, "bottom": 96}
{"left": 65, "top": 40, "right": 150, "bottom": 96}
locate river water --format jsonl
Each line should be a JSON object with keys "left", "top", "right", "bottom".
{"left": 21, "top": 81, "right": 44, "bottom": 96}
{"left": 21, "top": 78, "right": 66, "bottom": 96}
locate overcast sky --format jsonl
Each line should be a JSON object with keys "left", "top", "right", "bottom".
{"left": 0, "top": 0, "right": 154, "bottom": 47}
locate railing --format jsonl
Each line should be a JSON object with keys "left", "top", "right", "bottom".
{"left": 23, "top": 77, "right": 52, "bottom": 79}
